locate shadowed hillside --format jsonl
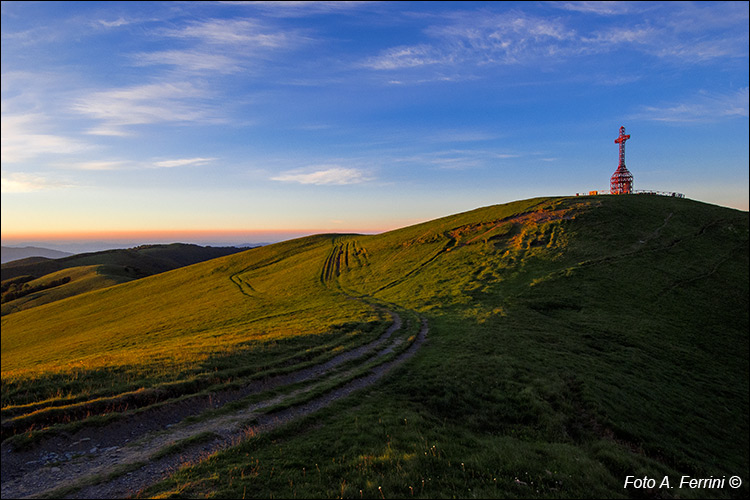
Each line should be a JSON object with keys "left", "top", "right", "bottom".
{"left": 0, "top": 243, "right": 247, "bottom": 315}
{"left": 1, "top": 195, "right": 747, "bottom": 499}
{"left": 1, "top": 243, "right": 247, "bottom": 281}
{"left": 1, "top": 246, "right": 73, "bottom": 264}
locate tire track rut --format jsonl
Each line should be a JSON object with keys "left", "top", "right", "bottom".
{"left": 1, "top": 305, "right": 426, "bottom": 500}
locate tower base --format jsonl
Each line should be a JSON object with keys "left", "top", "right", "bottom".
{"left": 610, "top": 165, "right": 633, "bottom": 194}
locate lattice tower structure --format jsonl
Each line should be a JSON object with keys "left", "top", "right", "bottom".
{"left": 611, "top": 126, "right": 633, "bottom": 194}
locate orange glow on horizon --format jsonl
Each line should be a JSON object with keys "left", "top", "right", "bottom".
{"left": 1, "top": 225, "right": 399, "bottom": 243}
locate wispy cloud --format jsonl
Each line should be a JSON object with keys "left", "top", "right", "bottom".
{"left": 554, "top": 1, "right": 635, "bottom": 16}
{"left": 161, "top": 18, "right": 302, "bottom": 48}
{"left": 630, "top": 88, "right": 749, "bottom": 123}
{"left": 72, "top": 82, "right": 215, "bottom": 135}
{"left": 128, "top": 17, "right": 312, "bottom": 79}
{"left": 1, "top": 172, "right": 75, "bottom": 193}
{"left": 649, "top": 37, "right": 748, "bottom": 62}
{"left": 428, "top": 130, "right": 499, "bottom": 143}
{"left": 364, "top": 3, "right": 748, "bottom": 76}
{"left": 1, "top": 113, "right": 90, "bottom": 163}
{"left": 84, "top": 125, "right": 133, "bottom": 138}
{"left": 96, "top": 17, "right": 131, "bottom": 28}
{"left": 62, "top": 160, "right": 129, "bottom": 171}
{"left": 365, "top": 44, "right": 449, "bottom": 70}
{"left": 271, "top": 166, "right": 373, "bottom": 185}
{"left": 363, "top": 12, "right": 576, "bottom": 71}
{"left": 394, "top": 148, "right": 521, "bottom": 171}
{"left": 0, "top": 25, "right": 61, "bottom": 47}
{"left": 152, "top": 157, "right": 216, "bottom": 168}
{"left": 130, "top": 50, "right": 240, "bottom": 73}
{"left": 581, "top": 26, "right": 747, "bottom": 63}
{"left": 48, "top": 157, "right": 217, "bottom": 171}
{"left": 581, "top": 26, "right": 658, "bottom": 46}
{"left": 577, "top": 2, "right": 748, "bottom": 61}
{"left": 219, "top": 1, "right": 366, "bottom": 17}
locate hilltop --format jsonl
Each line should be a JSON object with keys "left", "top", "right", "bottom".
{"left": 0, "top": 243, "right": 246, "bottom": 316}
{"left": 1, "top": 246, "right": 74, "bottom": 264}
{"left": 1, "top": 195, "right": 747, "bottom": 499}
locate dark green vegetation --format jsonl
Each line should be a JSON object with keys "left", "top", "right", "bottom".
{"left": 0, "top": 243, "right": 246, "bottom": 315}
{"left": 2, "top": 195, "right": 747, "bottom": 498}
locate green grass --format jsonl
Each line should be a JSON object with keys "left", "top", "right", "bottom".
{"left": 0, "top": 243, "right": 246, "bottom": 316}
{"left": 1, "top": 264, "right": 138, "bottom": 316}
{"left": 1, "top": 236, "right": 385, "bottom": 447}
{"left": 2, "top": 195, "right": 748, "bottom": 498}
{"left": 1, "top": 236, "right": 379, "bottom": 378}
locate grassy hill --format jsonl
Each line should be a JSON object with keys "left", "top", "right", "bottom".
{"left": 1, "top": 195, "right": 747, "bottom": 498}
{"left": 1, "top": 265, "right": 137, "bottom": 316}
{"left": 0, "top": 243, "right": 246, "bottom": 316}
{"left": 1, "top": 246, "right": 73, "bottom": 264}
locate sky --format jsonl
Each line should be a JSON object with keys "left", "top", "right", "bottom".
{"left": 2, "top": 1, "right": 748, "bottom": 251}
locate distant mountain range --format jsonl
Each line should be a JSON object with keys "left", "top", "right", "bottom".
{"left": 1, "top": 246, "right": 73, "bottom": 264}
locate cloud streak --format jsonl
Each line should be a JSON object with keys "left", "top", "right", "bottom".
{"left": 631, "top": 88, "right": 749, "bottom": 123}
{"left": 364, "top": 4, "right": 748, "bottom": 75}
{"left": 1, "top": 172, "right": 75, "bottom": 193}
{"left": 161, "top": 17, "right": 305, "bottom": 49}
{"left": 271, "top": 167, "right": 373, "bottom": 185}
{"left": 152, "top": 157, "right": 216, "bottom": 168}
{"left": 363, "top": 12, "right": 578, "bottom": 71}
{"left": 1, "top": 114, "right": 90, "bottom": 163}
{"left": 130, "top": 50, "right": 241, "bottom": 74}
{"left": 72, "top": 82, "right": 216, "bottom": 135}
{"left": 96, "top": 17, "right": 131, "bottom": 28}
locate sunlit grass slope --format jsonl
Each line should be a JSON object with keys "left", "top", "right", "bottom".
{"left": 1, "top": 235, "right": 381, "bottom": 408}
{"left": 0, "top": 243, "right": 246, "bottom": 316}
{"left": 143, "top": 195, "right": 748, "bottom": 499}
{"left": 1, "top": 264, "right": 137, "bottom": 316}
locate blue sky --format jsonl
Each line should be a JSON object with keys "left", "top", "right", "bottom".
{"left": 2, "top": 1, "right": 748, "bottom": 249}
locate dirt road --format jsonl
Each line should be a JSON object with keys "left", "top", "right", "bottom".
{"left": 1, "top": 309, "right": 427, "bottom": 499}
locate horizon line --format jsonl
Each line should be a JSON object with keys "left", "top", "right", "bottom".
{"left": 0, "top": 226, "right": 403, "bottom": 244}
